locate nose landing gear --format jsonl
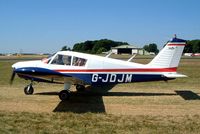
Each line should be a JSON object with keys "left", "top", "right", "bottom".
{"left": 24, "top": 84, "right": 34, "bottom": 95}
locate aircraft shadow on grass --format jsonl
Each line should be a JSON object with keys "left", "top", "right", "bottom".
{"left": 36, "top": 92, "right": 178, "bottom": 113}
{"left": 34, "top": 86, "right": 200, "bottom": 113}
{"left": 175, "top": 90, "right": 200, "bottom": 100}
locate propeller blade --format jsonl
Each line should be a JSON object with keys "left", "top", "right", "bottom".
{"left": 10, "top": 70, "right": 16, "bottom": 85}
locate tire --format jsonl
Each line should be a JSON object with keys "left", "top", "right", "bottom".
{"left": 76, "top": 85, "right": 85, "bottom": 92}
{"left": 24, "top": 85, "right": 34, "bottom": 95}
{"left": 59, "top": 90, "right": 70, "bottom": 101}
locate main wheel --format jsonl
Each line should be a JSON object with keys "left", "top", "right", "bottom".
{"left": 24, "top": 84, "right": 34, "bottom": 95}
{"left": 76, "top": 85, "right": 85, "bottom": 92}
{"left": 59, "top": 90, "right": 70, "bottom": 101}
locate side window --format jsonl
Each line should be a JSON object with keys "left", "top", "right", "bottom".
{"left": 72, "top": 56, "right": 87, "bottom": 66}
{"left": 51, "top": 54, "right": 71, "bottom": 65}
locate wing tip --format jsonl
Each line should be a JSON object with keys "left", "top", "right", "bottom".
{"left": 163, "top": 73, "right": 187, "bottom": 78}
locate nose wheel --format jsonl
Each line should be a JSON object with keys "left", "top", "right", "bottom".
{"left": 24, "top": 84, "right": 34, "bottom": 95}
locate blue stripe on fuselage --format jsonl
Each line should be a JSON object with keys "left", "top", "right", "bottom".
{"left": 14, "top": 67, "right": 173, "bottom": 85}
{"left": 15, "top": 67, "right": 65, "bottom": 76}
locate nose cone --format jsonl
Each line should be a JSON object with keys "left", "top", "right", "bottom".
{"left": 12, "top": 62, "right": 18, "bottom": 69}
{"left": 11, "top": 60, "right": 42, "bottom": 69}
{"left": 12, "top": 62, "right": 24, "bottom": 69}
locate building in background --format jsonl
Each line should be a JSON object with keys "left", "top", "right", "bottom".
{"left": 111, "top": 45, "right": 149, "bottom": 55}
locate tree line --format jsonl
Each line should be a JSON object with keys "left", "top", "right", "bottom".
{"left": 69, "top": 39, "right": 128, "bottom": 54}
{"left": 62, "top": 39, "right": 159, "bottom": 54}
{"left": 184, "top": 40, "right": 200, "bottom": 53}
{"left": 143, "top": 43, "right": 159, "bottom": 54}
{"left": 61, "top": 39, "right": 200, "bottom": 54}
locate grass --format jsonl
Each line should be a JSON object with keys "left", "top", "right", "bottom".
{"left": 0, "top": 56, "right": 200, "bottom": 133}
{"left": 0, "top": 112, "right": 200, "bottom": 134}
{"left": 0, "top": 55, "right": 47, "bottom": 60}
{"left": 0, "top": 61, "right": 28, "bottom": 86}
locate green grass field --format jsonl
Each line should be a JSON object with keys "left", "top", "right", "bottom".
{"left": 0, "top": 56, "right": 200, "bottom": 133}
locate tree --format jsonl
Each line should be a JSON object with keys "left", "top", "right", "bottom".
{"left": 184, "top": 40, "right": 200, "bottom": 53}
{"left": 143, "top": 43, "right": 159, "bottom": 54}
{"left": 61, "top": 46, "right": 71, "bottom": 51}
{"left": 72, "top": 39, "right": 129, "bottom": 54}
{"left": 149, "top": 43, "right": 159, "bottom": 54}
{"left": 143, "top": 45, "right": 149, "bottom": 52}
{"left": 184, "top": 41, "right": 193, "bottom": 53}
{"left": 96, "top": 47, "right": 107, "bottom": 54}
{"left": 192, "top": 40, "right": 200, "bottom": 53}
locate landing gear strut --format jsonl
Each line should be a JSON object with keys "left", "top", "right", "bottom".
{"left": 24, "top": 84, "right": 34, "bottom": 95}
{"left": 76, "top": 84, "right": 85, "bottom": 92}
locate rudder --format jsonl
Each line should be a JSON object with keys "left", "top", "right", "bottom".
{"left": 148, "top": 37, "right": 186, "bottom": 68}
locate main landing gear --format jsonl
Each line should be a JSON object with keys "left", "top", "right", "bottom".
{"left": 59, "top": 83, "right": 71, "bottom": 101}
{"left": 59, "top": 84, "right": 86, "bottom": 101}
{"left": 24, "top": 83, "right": 34, "bottom": 95}
{"left": 76, "top": 84, "right": 85, "bottom": 92}
{"left": 59, "top": 90, "right": 70, "bottom": 101}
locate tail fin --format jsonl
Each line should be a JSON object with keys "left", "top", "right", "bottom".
{"left": 148, "top": 37, "right": 186, "bottom": 68}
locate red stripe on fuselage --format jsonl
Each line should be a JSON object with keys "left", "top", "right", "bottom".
{"left": 54, "top": 67, "right": 177, "bottom": 73}
{"left": 167, "top": 44, "right": 185, "bottom": 46}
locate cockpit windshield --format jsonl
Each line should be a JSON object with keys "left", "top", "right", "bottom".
{"left": 50, "top": 54, "right": 87, "bottom": 66}
{"left": 41, "top": 53, "right": 56, "bottom": 64}
{"left": 51, "top": 54, "right": 72, "bottom": 65}
{"left": 46, "top": 53, "right": 56, "bottom": 64}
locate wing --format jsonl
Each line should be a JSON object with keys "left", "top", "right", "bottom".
{"left": 163, "top": 73, "right": 187, "bottom": 78}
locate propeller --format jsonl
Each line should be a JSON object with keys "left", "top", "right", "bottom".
{"left": 10, "top": 69, "right": 16, "bottom": 85}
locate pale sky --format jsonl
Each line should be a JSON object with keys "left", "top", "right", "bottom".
{"left": 0, "top": 0, "right": 199, "bottom": 53}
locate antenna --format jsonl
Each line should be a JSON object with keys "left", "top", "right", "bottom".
{"left": 174, "top": 34, "right": 177, "bottom": 38}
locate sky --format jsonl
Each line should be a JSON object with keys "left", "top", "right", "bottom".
{"left": 0, "top": 0, "right": 200, "bottom": 53}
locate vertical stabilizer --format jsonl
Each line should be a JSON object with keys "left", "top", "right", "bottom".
{"left": 148, "top": 37, "right": 186, "bottom": 68}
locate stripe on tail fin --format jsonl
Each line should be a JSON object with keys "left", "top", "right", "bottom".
{"left": 148, "top": 37, "right": 186, "bottom": 68}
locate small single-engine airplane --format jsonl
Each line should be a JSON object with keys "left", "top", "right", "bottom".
{"left": 10, "top": 36, "right": 187, "bottom": 101}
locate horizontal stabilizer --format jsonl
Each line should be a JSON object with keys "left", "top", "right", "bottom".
{"left": 163, "top": 73, "right": 187, "bottom": 78}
